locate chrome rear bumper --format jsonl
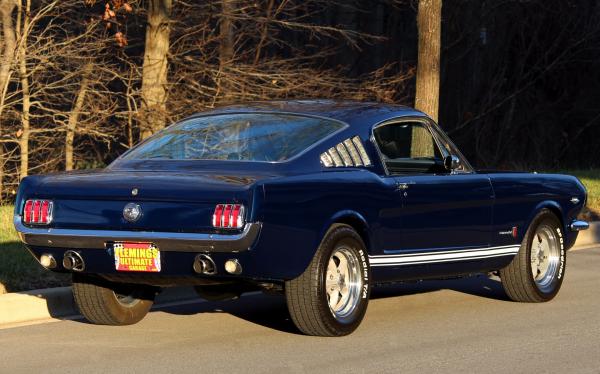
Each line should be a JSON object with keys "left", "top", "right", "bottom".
{"left": 14, "top": 215, "right": 261, "bottom": 252}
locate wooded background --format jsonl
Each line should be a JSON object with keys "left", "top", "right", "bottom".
{"left": 1, "top": 0, "right": 599, "bottom": 202}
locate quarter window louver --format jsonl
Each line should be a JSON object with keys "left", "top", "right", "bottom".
{"left": 351, "top": 136, "right": 372, "bottom": 166}
{"left": 320, "top": 136, "right": 372, "bottom": 168}
{"left": 320, "top": 152, "right": 334, "bottom": 167}
{"left": 327, "top": 147, "right": 344, "bottom": 166}
{"left": 343, "top": 139, "right": 363, "bottom": 166}
{"left": 336, "top": 144, "right": 353, "bottom": 166}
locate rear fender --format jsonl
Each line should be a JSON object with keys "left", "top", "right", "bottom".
{"left": 317, "top": 210, "right": 371, "bottom": 253}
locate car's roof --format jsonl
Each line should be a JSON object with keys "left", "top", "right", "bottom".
{"left": 192, "top": 100, "right": 428, "bottom": 128}
{"left": 112, "top": 100, "right": 432, "bottom": 174}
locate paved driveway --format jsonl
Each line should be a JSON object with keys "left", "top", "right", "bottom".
{"left": 1, "top": 248, "right": 598, "bottom": 373}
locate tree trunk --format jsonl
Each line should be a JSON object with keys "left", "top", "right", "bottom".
{"left": 217, "top": 0, "right": 236, "bottom": 101}
{"left": 17, "top": 0, "right": 30, "bottom": 179}
{"left": 139, "top": 0, "right": 172, "bottom": 139}
{"left": 414, "top": 0, "right": 442, "bottom": 122}
{"left": 253, "top": 0, "right": 274, "bottom": 65}
{"left": 65, "top": 64, "right": 92, "bottom": 171}
{"left": 0, "top": 0, "right": 16, "bottom": 118}
{"left": 0, "top": 0, "right": 17, "bottom": 201}
{"left": 219, "top": 0, "right": 235, "bottom": 67}
{"left": 412, "top": 0, "right": 441, "bottom": 157}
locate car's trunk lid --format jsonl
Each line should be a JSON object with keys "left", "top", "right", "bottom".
{"left": 28, "top": 170, "right": 270, "bottom": 233}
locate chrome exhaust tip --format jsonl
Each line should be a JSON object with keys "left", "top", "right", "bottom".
{"left": 63, "top": 251, "right": 85, "bottom": 272}
{"left": 39, "top": 254, "right": 57, "bottom": 269}
{"left": 193, "top": 254, "right": 217, "bottom": 275}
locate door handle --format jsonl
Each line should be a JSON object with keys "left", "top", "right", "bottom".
{"left": 395, "top": 181, "right": 416, "bottom": 191}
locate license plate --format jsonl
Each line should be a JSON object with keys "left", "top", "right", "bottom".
{"left": 113, "top": 242, "right": 161, "bottom": 272}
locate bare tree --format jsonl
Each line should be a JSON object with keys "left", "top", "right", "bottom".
{"left": 0, "top": 0, "right": 419, "bottom": 202}
{"left": 65, "top": 64, "right": 93, "bottom": 171}
{"left": 0, "top": 0, "right": 16, "bottom": 114}
{"left": 16, "top": 0, "right": 31, "bottom": 178}
{"left": 413, "top": 0, "right": 441, "bottom": 156}
{"left": 139, "top": 0, "right": 172, "bottom": 139}
{"left": 0, "top": 0, "right": 17, "bottom": 198}
{"left": 219, "top": 0, "right": 235, "bottom": 67}
{"left": 414, "top": 0, "right": 441, "bottom": 121}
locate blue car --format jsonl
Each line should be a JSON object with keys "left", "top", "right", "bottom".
{"left": 14, "top": 100, "right": 589, "bottom": 336}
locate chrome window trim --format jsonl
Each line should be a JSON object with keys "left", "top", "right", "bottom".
{"left": 370, "top": 116, "right": 474, "bottom": 176}
{"left": 427, "top": 123, "right": 474, "bottom": 173}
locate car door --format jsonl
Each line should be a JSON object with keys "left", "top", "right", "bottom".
{"left": 372, "top": 119, "right": 494, "bottom": 254}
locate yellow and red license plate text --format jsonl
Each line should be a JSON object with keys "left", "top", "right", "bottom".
{"left": 114, "top": 242, "right": 161, "bottom": 272}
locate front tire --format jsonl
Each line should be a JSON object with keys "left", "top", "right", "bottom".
{"left": 72, "top": 274, "right": 156, "bottom": 325}
{"left": 500, "top": 209, "right": 566, "bottom": 302}
{"left": 285, "top": 224, "right": 371, "bottom": 336}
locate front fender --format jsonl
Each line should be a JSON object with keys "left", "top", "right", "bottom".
{"left": 523, "top": 200, "right": 579, "bottom": 249}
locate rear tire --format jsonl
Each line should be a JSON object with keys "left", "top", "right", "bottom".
{"left": 285, "top": 224, "right": 371, "bottom": 336}
{"left": 499, "top": 209, "right": 566, "bottom": 302}
{"left": 72, "top": 274, "right": 156, "bottom": 325}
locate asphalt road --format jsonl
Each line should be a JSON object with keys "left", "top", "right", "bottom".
{"left": 1, "top": 248, "right": 599, "bottom": 374}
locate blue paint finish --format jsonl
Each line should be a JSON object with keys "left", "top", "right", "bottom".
{"left": 392, "top": 173, "right": 494, "bottom": 251}
{"left": 14, "top": 101, "right": 588, "bottom": 286}
{"left": 488, "top": 172, "right": 585, "bottom": 250}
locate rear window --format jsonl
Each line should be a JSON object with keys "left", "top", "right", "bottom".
{"left": 122, "top": 113, "right": 345, "bottom": 162}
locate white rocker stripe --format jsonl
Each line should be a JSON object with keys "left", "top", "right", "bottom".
{"left": 369, "top": 244, "right": 520, "bottom": 259}
{"left": 369, "top": 245, "right": 520, "bottom": 267}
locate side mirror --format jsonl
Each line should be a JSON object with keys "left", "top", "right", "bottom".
{"left": 444, "top": 155, "right": 461, "bottom": 171}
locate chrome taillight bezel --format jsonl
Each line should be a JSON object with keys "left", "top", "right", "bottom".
{"left": 23, "top": 199, "right": 53, "bottom": 225}
{"left": 212, "top": 204, "right": 245, "bottom": 229}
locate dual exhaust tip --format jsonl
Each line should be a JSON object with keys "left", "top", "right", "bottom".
{"left": 62, "top": 251, "right": 85, "bottom": 272}
{"left": 40, "top": 251, "right": 241, "bottom": 276}
{"left": 193, "top": 254, "right": 242, "bottom": 275}
{"left": 39, "top": 251, "right": 85, "bottom": 272}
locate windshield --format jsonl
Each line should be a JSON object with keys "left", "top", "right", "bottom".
{"left": 122, "top": 113, "right": 346, "bottom": 162}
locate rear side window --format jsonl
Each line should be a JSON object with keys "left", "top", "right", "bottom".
{"left": 123, "top": 113, "right": 345, "bottom": 162}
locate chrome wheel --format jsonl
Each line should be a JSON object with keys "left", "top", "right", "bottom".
{"left": 325, "top": 247, "right": 363, "bottom": 321}
{"left": 530, "top": 224, "right": 560, "bottom": 293}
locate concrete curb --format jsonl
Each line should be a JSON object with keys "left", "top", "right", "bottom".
{"left": 1, "top": 222, "right": 598, "bottom": 329}
{"left": 0, "top": 286, "right": 199, "bottom": 329}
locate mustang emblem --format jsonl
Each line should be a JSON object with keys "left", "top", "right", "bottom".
{"left": 123, "top": 203, "right": 142, "bottom": 222}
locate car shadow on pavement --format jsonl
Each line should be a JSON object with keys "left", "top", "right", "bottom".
{"left": 370, "top": 273, "right": 511, "bottom": 302}
{"left": 153, "top": 274, "right": 509, "bottom": 335}
{"left": 157, "top": 292, "right": 300, "bottom": 334}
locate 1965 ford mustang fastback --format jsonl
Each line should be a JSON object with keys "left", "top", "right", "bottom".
{"left": 14, "top": 100, "right": 589, "bottom": 336}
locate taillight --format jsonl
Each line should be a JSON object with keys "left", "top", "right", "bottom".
{"left": 23, "top": 199, "right": 53, "bottom": 225}
{"left": 213, "top": 204, "right": 245, "bottom": 229}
